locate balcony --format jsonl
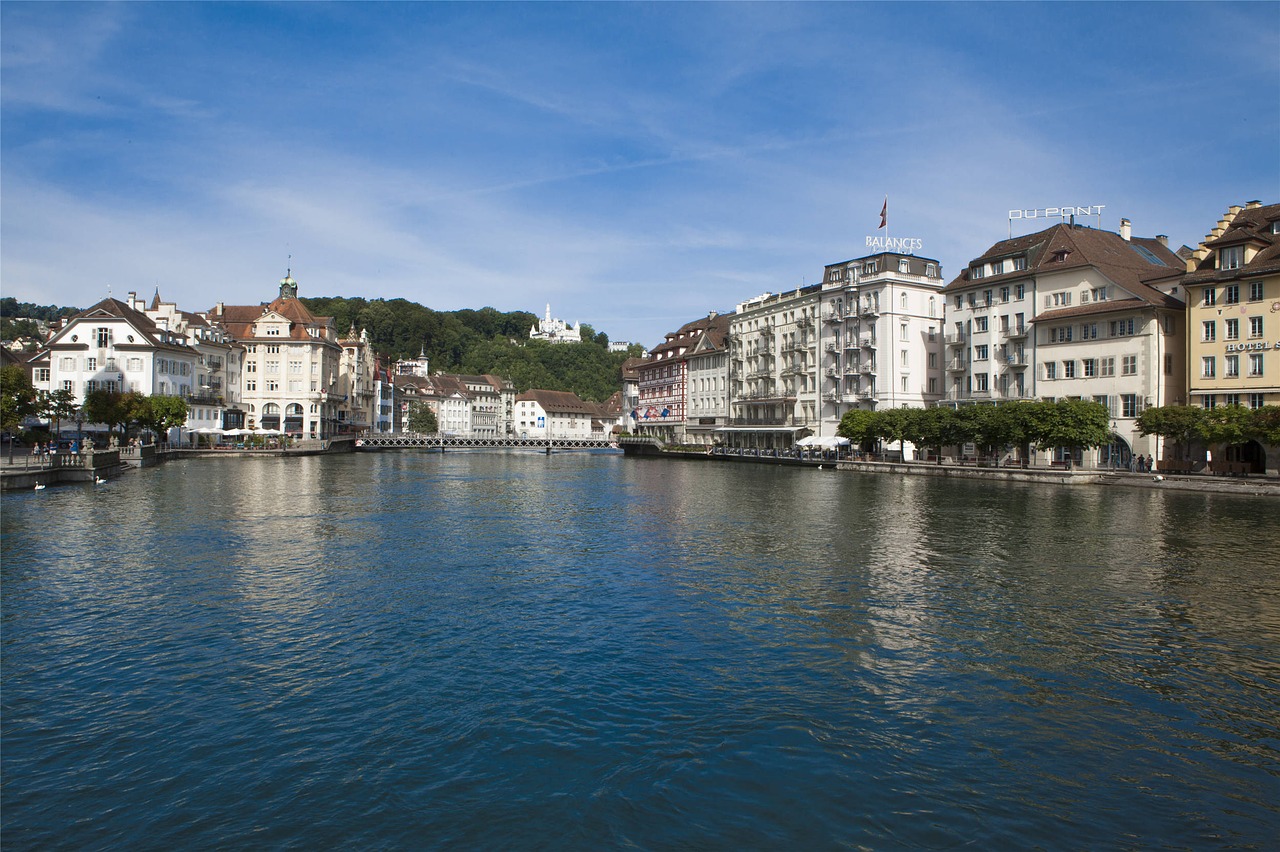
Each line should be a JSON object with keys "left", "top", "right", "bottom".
{"left": 825, "top": 342, "right": 840, "bottom": 353}
{"left": 1002, "top": 325, "right": 1028, "bottom": 339}
{"left": 946, "top": 359, "right": 968, "bottom": 372}
{"left": 945, "top": 332, "right": 967, "bottom": 346}
{"left": 860, "top": 362, "right": 875, "bottom": 374}
{"left": 823, "top": 311, "right": 846, "bottom": 324}
{"left": 859, "top": 335, "right": 876, "bottom": 348}
{"left": 860, "top": 303, "right": 880, "bottom": 317}
{"left": 825, "top": 367, "right": 839, "bottom": 378}
{"left": 823, "top": 391, "right": 843, "bottom": 402}
{"left": 796, "top": 316, "right": 815, "bottom": 329}
{"left": 1004, "top": 354, "right": 1028, "bottom": 368}
{"left": 781, "top": 342, "right": 810, "bottom": 354}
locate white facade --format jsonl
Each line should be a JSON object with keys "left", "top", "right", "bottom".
{"left": 817, "top": 252, "right": 946, "bottom": 438}
{"left": 514, "top": 391, "right": 597, "bottom": 439}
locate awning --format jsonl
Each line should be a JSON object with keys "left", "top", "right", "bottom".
{"left": 715, "top": 426, "right": 808, "bottom": 433}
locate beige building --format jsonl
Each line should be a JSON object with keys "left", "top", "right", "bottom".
{"left": 1182, "top": 201, "right": 1280, "bottom": 411}
{"left": 943, "top": 220, "right": 1186, "bottom": 466}
{"left": 210, "top": 273, "right": 345, "bottom": 438}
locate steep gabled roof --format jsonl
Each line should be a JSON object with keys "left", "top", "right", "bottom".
{"left": 44, "top": 298, "right": 193, "bottom": 353}
{"left": 515, "top": 388, "right": 597, "bottom": 414}
{"left": 1184, "top": 202, "right": 1280, "bottom": 283}
{"left": 944, "top": 223, "right": 1185, "bottom": 310}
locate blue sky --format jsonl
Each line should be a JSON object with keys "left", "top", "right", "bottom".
{"left": 3, "top": 2, "right": 1277, "bottom": 349}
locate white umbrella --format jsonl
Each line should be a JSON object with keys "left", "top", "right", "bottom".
{"left": 255, "top": 427, "right": 282, "bottom": 435}
{"left": 819, "top": 436, "right": 850, "bottom": 448}
{"left": 795, "top": 435, "right": 819, "bottom": 447}
{"left": 223, "top": 428, "right": 250, "bottom": 436}
{"left": 195, "top": 427, "right": 225, "bottom": 435}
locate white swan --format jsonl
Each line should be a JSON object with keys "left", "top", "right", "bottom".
{"left": 34, "top": 482, "right": 46, "bottom": 491}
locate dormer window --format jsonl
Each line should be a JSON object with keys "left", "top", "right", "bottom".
{"left": 1012, "top": 256, "right": 1027, "bottom": 271}
{"left": 970, "top": 265, "right": 985, "bottom": 280}
{"left": 1220, "top": 245, "right": 1243, "bottom": 270}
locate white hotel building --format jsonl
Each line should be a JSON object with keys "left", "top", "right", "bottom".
{"left": 943, "top": 220, "right": 1186, "bottom": 465}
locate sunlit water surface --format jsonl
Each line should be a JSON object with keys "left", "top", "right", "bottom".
{"left": 3, "top": 453, "right": 1278, "bottom": 849}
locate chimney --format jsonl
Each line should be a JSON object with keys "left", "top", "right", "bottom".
{"left": 1246, "top": 200, "right": 1262, "bottom": 209}
{"left": 1120, "top": 218, "right": 1131, "bottom": 241}
{"left": 1156, "top": 235, "right": 1168, "bottom": 247}
{"left": 215, "top": 302, "right": 224, "bottom": 316}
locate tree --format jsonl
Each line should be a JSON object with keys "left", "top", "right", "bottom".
{"left": 132, "top": 395, "right": 188, "bottom": 442}
{"left": 837, "top": 408, "right": 877, "bottom": 451}
{"left": 41, "top": 387, "right": 80, "bottom": 437}
{"left": 1027, "top": 399, "right": 1110, "bottom": 463}
{"left": 406, "top": 402, "right": 438, "bottom": 433}
{"left": 2, "top": 365, "right": 38, "bottom": 458}
{"left": 1249, "top": 406, "right": 1280, "bottom": 446}
{"left": 870, "top": 407, "right": 912, "bottom": 458}
{"left": 83, "top": 389, "right": 145, "bottom": 437}
{"left": 1137, "top": 405, "right": 1207, "bottom": 460}
{"left": 1202, "top": 405, "right": 1254, "bottom": 451}
{"left": 909, "top": 406, "right": 963, "bottom": 463}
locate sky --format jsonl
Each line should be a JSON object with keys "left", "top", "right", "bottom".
{"left": 2, "top": 2, "right": 1278, "bottom": 349}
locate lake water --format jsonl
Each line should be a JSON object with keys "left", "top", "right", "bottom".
{"left": 3, "top": 452, "right": 1278, "bottom": 849}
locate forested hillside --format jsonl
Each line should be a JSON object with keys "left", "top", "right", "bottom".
{"left": 301, "top": 296, "right": 644, "bottom": 402}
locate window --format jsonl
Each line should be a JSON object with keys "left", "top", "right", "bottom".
{"left": 928, "top": 352, "right": 937, "bottom": 368}
{"left": 1226, "top": 318, "right": 1240, "bottom": 340}
{"left": 1203, "top": 288, "right": 1217, "bottom": 306}
{"left": 1012, "top": 257, "right": 1027, "bottom": 271}
{"left": 1165, "top": 354, "right": 1173, "bottom": 375}
{"left": 1225, "top": 284, "right": 1240, "bottom": 304}
{"left": 1110, "top": 319, "right": 1135, "bottom": 336}
{"left": 971, "top": 265, "right": 985, "bottom": 279}
{"left": 60, "top": 357, "right": 74, "bottom": 371}
{"left": 975, "top": 316, "right": 988, "bottom": 332}
{"left": 1045, "top": 362, "right": 1057, "bottom": 380}
{"left": 266, "top": 360, "right": 280, "bottom": 373}
{"left": 1249, "top": 281, "right": 1264, "bottom": 301}
{"left": 289, "top": 360, "right": 303, "bottom": 374}
{"left": 1202, "top": 321, "right": 1216, "bottom": 342}
{"left": 983, "top": 289, "right": 993, "bottom": 306}
{"left": 1250, "top": 393, "right": 1266, "bottom": 409}
{"left": 35, "top": 368, "right": 50, "bottom": 383}
{"left": 1220, "top": 245, "right": 1243, "bottom": 270}
{"left": 265, "top": 381, "right": 279, "bottom": 392}
{"left": 1100, "top": 357, "right": 1115, "bottom": 377}
{"left": 1203, "top": 394, "right": 1217, "bottom": 409}
{"left": 1225, "top": 355, "right": 1239, "bottom": 378}
{"left": 975, "top": 345, "right": 989, "bottom": 361}
{"left": 954, "top": 295, "right": 963, "bottom": 310}
{"left": 991, "top": 260, "right": 1004, "bottom": 275}
{"left": 999, "top": 286, "right": 1010, "bottom": 303}
{"left": 1249, "top": 353, "right": 1264, "bottom": 377}
{"left": 97, "top": 327, "right": 111, "bottom": 348}
{"left": 1202, "top": 356, "right": 1216, "bottom": 379}
{"left": 1083, "top": 358, "right": 1096, "bottom": 377}
{"left": 925, "top": 263, "right": 937, "bottom": 277}
{"left": 266, "top": 345, "right": 280, "bottom": 354}
{"left": 864, "top": 261, "right": 878, "bottom": 275}
{"left": 975, "top": 374, "right": 988, "bottom": 392}
{"left": 1090, "top": 287, "right": 1108, "bottom": 302}
{"left": 928, "top": 377, "right": 937, "bottom": 393}
{"left": 901, "top": 376, "right": 909, "bottom": 393}
{"left": 245, "top": 380, "right": 257, "bottom": 391}
{"left": 1015, "top": 284, "right": 1025, "bottom": 299}
{"left": 1225, "top": 393, "right": 1241, "bottom": 407}
{"left": 86, "top": 357, "right": 97, "bottom": 370}
{"left": 245, "top": 361, "right": 257, "bottom": 373}
{"left": 1122, "top": 355, "right": 1137, "bottom": 376}
{"left": 900, "top": 322, "right": 909, "bottom": 340}
{"left": 1122, "top": 394, "right": 1139, "bottom": 418}
{"left": 899, "top": 259, "right": 910, "bottom": 273}
{"left": 1054, "top": 326, "right": 1073, "bottom": 343}
{"left": 1081, "top": 323, "right": 1098, "bottom": 340}
{"left": 62, "top": 380, "right": 73, "bottom": 392}
{"left": 968, "top": 293, "right": 976, "bottom": 308}
{"left": 1250, "top": 316, "right": 1264, "bottom": 338}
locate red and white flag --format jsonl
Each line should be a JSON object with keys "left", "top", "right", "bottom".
{"left": 878, "top": 197, "right": 887, "bottom": 229}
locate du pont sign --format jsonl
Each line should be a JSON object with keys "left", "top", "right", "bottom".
{"left": 1009, "top": 205, "right": 1106, "bottom": 220}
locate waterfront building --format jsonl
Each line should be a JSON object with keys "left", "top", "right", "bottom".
{"left": 514, "top": 389, "right": 599, "bottom": 439}
{"left": 335, "top": 326, "right": 379, "bottom": 435}
{"left": 129, "top": 290, "right": 246, "bottom": 434}
{"left": 635, "top": 312, "right": 728, "bottom": 445}
{"left": 683, "top": 313, "right": 731, "bottom": 447}
{"left": 209, "top": 273, "right": 344, "bottom": 438}
{"left": 727, "top": 286, "right": 823, "bottom": 449}
{"left": 943, "top": 220, "right": 1186, "bottom": 465}
{"left": 1182, "top": 201, "right": 1280, "bottom": 413}
{"left": 619, "top": 357, "right": 644, "bottom": 434}
{"left": 817, "top": 252, "right": 947, "bottom": 441}
{"left": 529, "top": 304, "right": 583, "bottom": 344}
{"left": 394, "top": 347, "right": 431, "bottom": 378}
{"left": 373, "top": 361, "right": 395, "bottom": 433}
{"left": 32, "top": 297, "right": 202, "bottom": 436}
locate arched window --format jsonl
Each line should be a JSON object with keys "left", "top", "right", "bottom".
{"left": 263, "top": 403, "right": 281, "bottom": 415}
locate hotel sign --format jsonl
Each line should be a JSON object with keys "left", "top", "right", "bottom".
{"left": 866, "top": 235, "right": 923, "bottom": 252}
{"left": 1224, "top": 341, "right": 1279, "bottom": 352}
{"left": 1009, "top": 205, "right": 1105, "bottom": 220}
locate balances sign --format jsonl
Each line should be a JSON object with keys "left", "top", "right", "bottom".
{"left": 866, "top": 236, "right": 923, "bottom": 252}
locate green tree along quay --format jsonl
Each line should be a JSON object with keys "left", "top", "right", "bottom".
{"left": 2, "top": 365, "right": 39, "bottom": 457}
{"left": 836, "top": 408, "right": 878, "bottom": 450}
{"left": 406, "top": 402, "right": 438, "bottom": 433}
{"left": 1251, "top": 406, "right": 1280, "bottom": 445}
{"left": 41, "top": 388, "right": 80, "bottom": 437}
{"left": 1025, "top": 399, "right": 1111, "bottom": 457}
{"left": 82, "top": 389, "right": 145, "bottom": 438}
{"left": 132, "top": 395, "right": 189, "bottom": 441}
{"left": 1137, "top": 405, "right": 1208, "bottom": 459}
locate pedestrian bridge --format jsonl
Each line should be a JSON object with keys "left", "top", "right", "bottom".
{"left": 356, "top": 433, "right": 617, "bottom": 452}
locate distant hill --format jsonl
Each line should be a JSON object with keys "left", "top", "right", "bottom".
{"left": 301, "top": 296, "right": 644, "bottom": 402}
